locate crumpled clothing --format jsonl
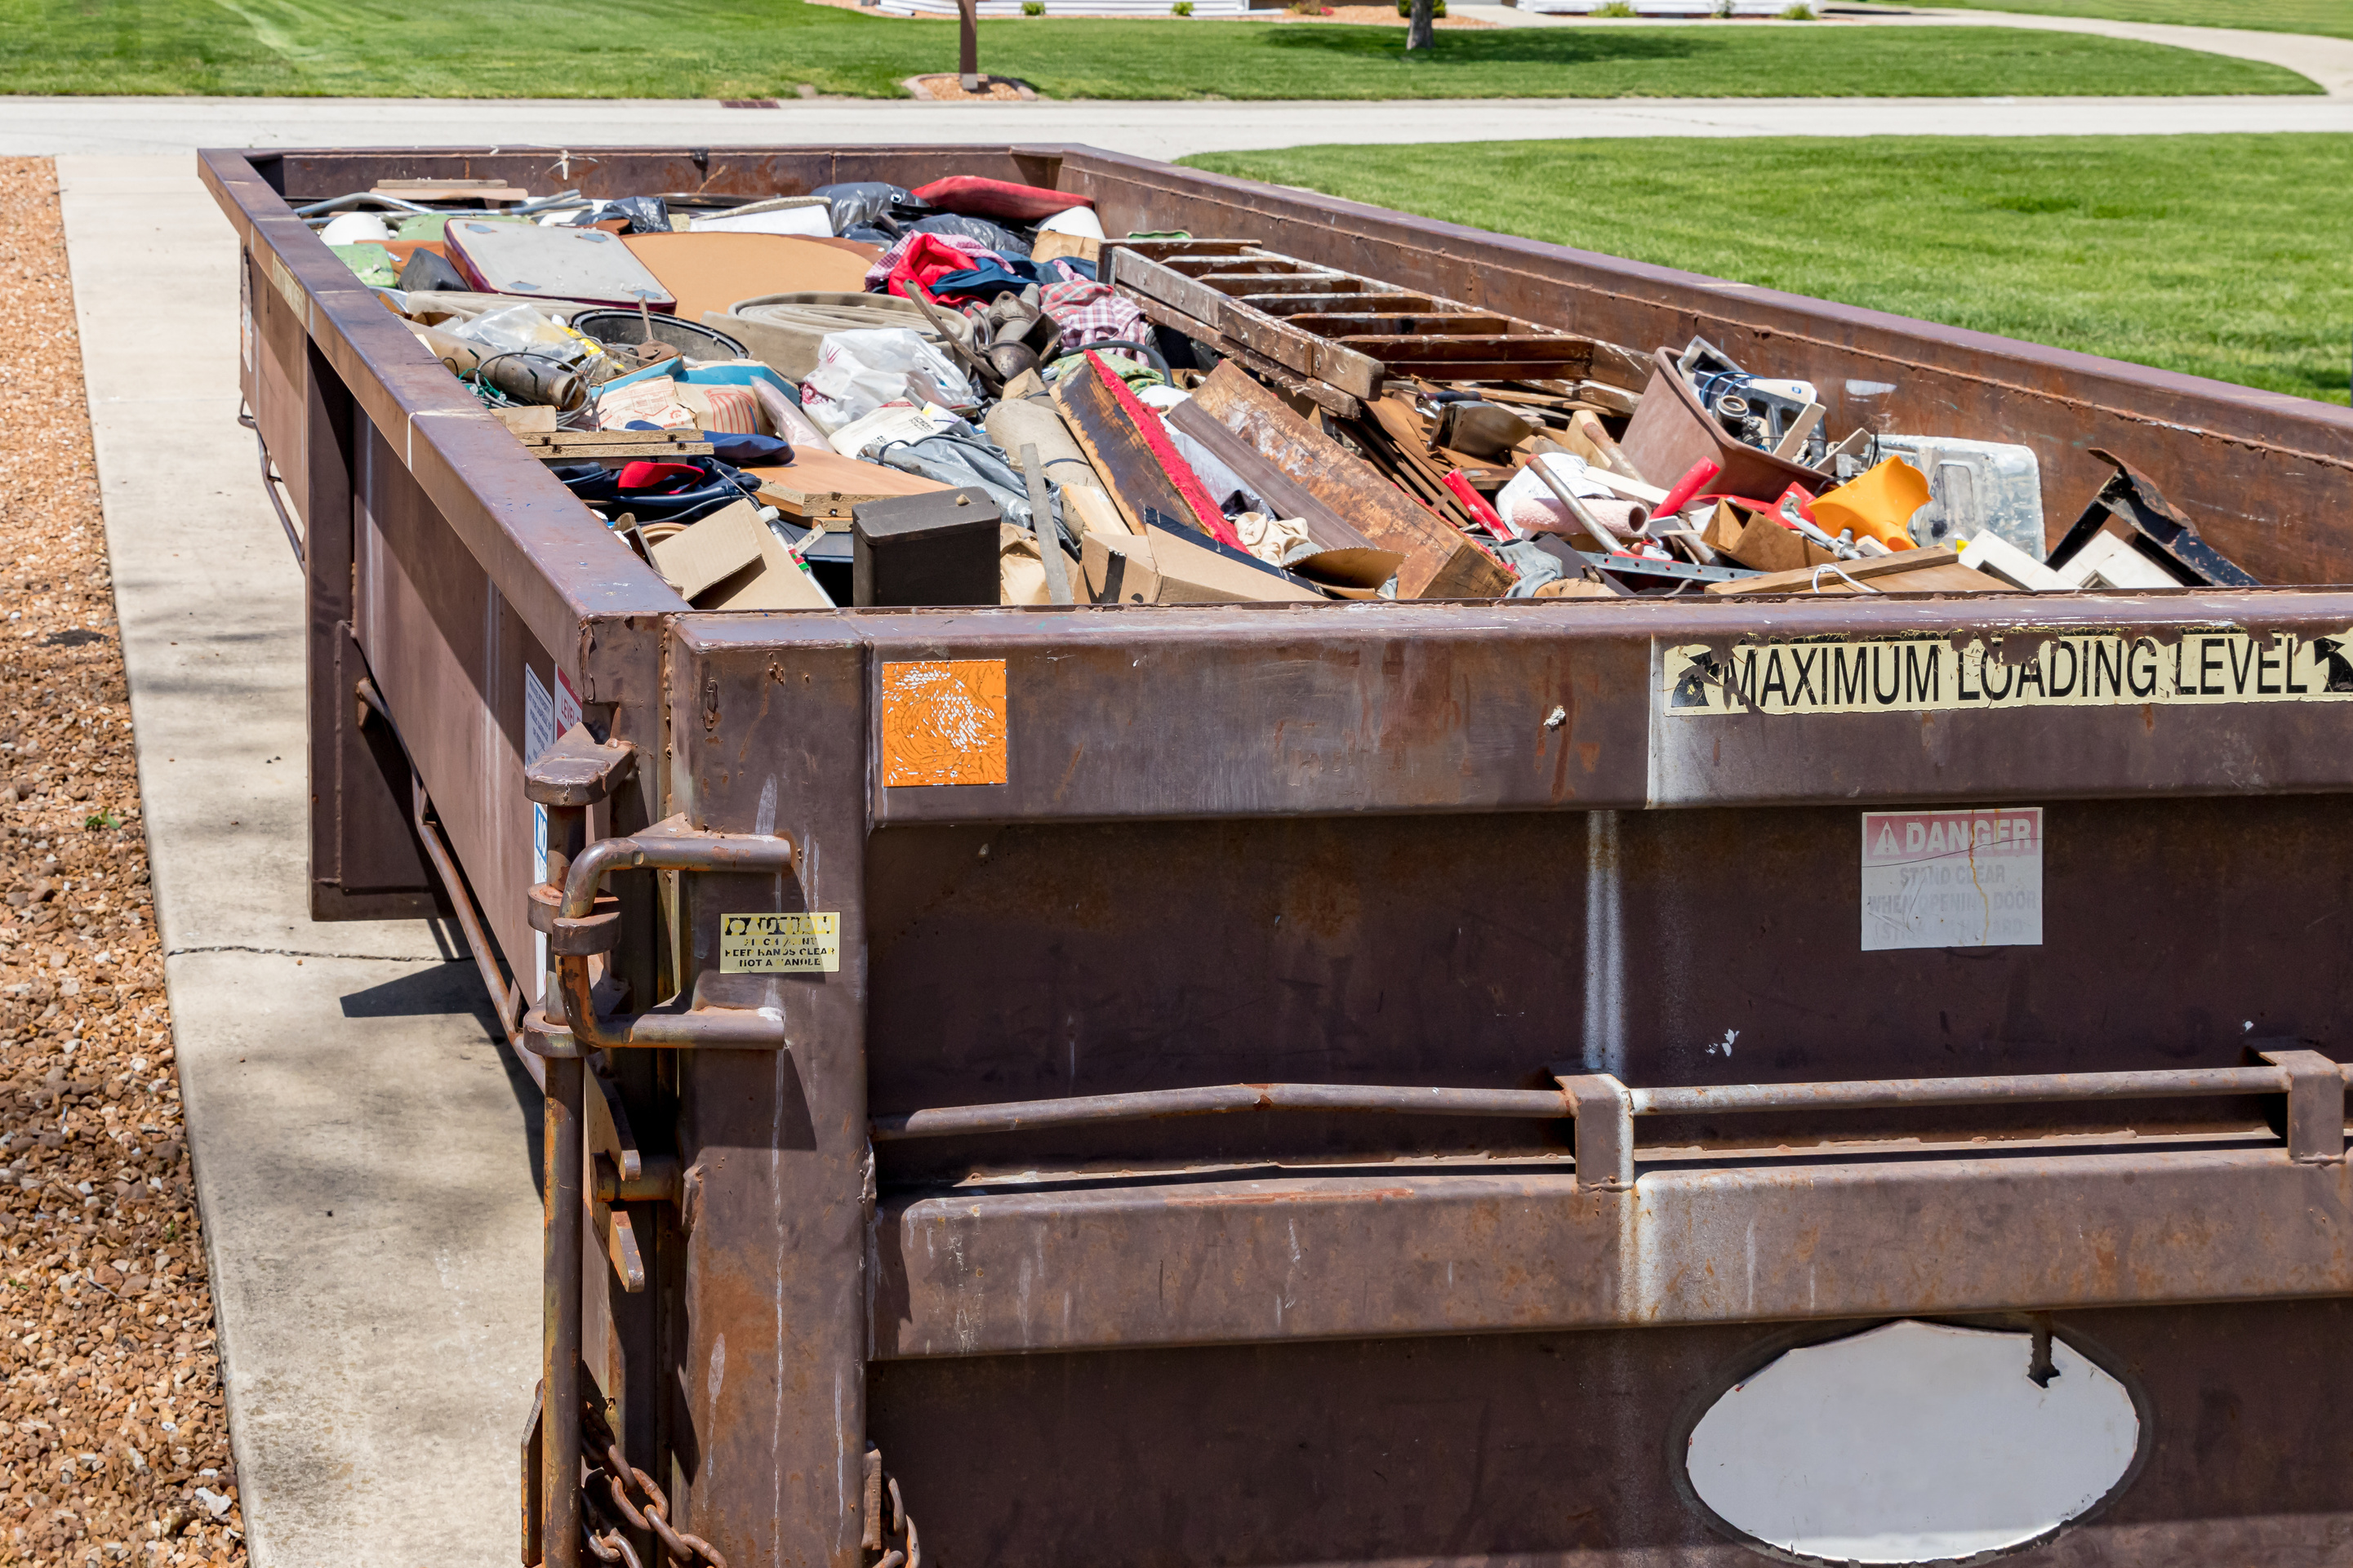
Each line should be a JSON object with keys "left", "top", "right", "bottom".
{"left": 865, "top": 231, "right": 1005, "bottom": 304}
{"left": 1039, "top": 279, "right": 1145, "bottom": 350}
{"left": 1497, "top": 539, "right": 1560, "bottom": 597}
{"left": 868, "top": 430, "right": 1056, "bottom": 534}
{"left": 1231, "top": 511, "right": 1314, "bottom": 569}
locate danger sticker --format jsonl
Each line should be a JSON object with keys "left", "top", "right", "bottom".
{"left": 720, "top": 912, "right": 841, "bottom": 974}
{"left": 1861, "top": 807, "right": 2042, "bottom": 952}
{"left": 1663, "top": 629, "right": 2353, "bottom": 717}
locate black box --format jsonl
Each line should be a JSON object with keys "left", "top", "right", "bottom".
{"left": 852, "top": 487, "right": 1003, "bottom": 607}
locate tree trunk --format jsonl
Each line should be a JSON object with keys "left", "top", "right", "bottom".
{"left": 959, "top": 0, "right": 981, "bottom": 89}
{"left": 1407, "top": 0, "right": 1434, "bottom": 50}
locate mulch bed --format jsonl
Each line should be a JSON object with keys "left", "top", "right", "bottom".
{"left": 0, "top": 158, "right": 247, "bottom": 1568}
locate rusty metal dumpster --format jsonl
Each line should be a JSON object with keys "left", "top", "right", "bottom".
{"left": 202, "top": 142, "right": 2353, "bottom": 1568}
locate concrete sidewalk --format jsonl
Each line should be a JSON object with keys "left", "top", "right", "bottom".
{"left": 6, "top": 87, "right": 2351, "bottom": 160}
{"left": 60, "top": 153, "right": 542, "bottom": 1567}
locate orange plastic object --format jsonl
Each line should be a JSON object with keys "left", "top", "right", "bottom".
{"left": 1811, "top": 457, "right": 1928, "bottom": 549}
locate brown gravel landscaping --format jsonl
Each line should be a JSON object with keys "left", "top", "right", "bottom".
{"left": 0, "top": 158, "right": 247, "bottom": 1568}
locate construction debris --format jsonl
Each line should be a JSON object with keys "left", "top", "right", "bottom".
{"left": 331, "top": 172, "right": 2260, "bottom": 611}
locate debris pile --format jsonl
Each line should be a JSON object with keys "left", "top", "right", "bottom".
{"left": 329, "top": 172, "right": 2258, "bottom": 611}
{"left": 0, "top": 158, "right": 246, "bottom": 1568}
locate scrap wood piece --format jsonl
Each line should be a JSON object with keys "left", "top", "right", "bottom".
{"left": 745, "top": 449, "right": 951, "bottom": 528}
{"left": 1119, "top": 289, "right": 1363, "bottom": 420}
{"left": 1053, "top": 353, "right": 1239, "bottom": 548}
{"left": 1163, "top": 398, "right": 1379, "bottom": 555}
{"left": 1704, "top": 544, "right": 2003, "bottom": 597}
{"left": 1112, "top": 249, "right": 1386, "bottom": 400}
{"left": 518, "top": 427, "right": 715, "bottom": 460}
{"left": 1190, "top": 363, "right": 1510, "bottom": 600}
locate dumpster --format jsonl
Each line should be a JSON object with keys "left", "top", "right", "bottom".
{"left": 202, "top": 143, "right": 2353, "bottom": 1568}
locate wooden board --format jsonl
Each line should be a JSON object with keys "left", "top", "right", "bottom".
{"left": 1705, "top": 545, "right": 2004, "bottom": 597}
{"left": 620, "top": 233, "right": 873, "bottom": 324}
{"left": 1190, "top": 363, "right": 1512, "bottom": 602}
{"left": 744, "top": 448, "right": 950, "bottom": 527}
{"left": 1163, "top": 398, "right": 1379, "bottom": 556}
{"left": 1053, "top": 357, "right": 1223, "bottom": 541}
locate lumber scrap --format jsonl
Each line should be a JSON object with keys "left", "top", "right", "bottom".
{"left": 1189, "top": 363, "right": 1512, "bottom": 600}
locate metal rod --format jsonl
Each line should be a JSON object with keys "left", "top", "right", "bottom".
{"left": 541, "top": 798, "right": 589, "bottom": 1568}
{"left": 870, "top": 1061, "right": 2350, "bottom": 1143}
{"left": 240, "top": 417, "right": 306, "bottom": 571}
{"left": 1627, "top": 1065, "right": 2304, "bottom": 1117}
{"left": 872, "top": 1083, "right": 1572, "bottom": 1141}
{"left": 554, "top": 828, "right": 798, "bottom": 1051}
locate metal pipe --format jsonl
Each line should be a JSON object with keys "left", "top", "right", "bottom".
{"left": 872, "top": 1062, "right": 2348, "bottom": 1143}
{"left": 1627, "top": 1065, "right": 2303, "bottom": 1117}
{"left": 872, "top": 1083, "right": 1572, "bottom": 1141}
{"left": 238, "top": 414, "right": 306, "bottom": 570}
{"left": 540, "top": 798, "right": 589, "bottom": 1568}
{"left": 554, "top": 828, "right": 798, "bottom": 1051}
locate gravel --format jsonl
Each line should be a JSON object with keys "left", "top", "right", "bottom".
{"left": 0, "top": 158, "right": 248, "bottom": 1568}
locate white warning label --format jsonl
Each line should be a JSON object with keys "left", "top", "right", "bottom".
{"left": 720, "top": 912, "right": 841, "bottom": 974}
{"left": 1861, "top": 807, "right": 2042, "bottom": 952}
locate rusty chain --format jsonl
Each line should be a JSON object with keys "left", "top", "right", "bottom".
{"left": 580, "top": 1403, "right": 730, "bottom": 1568}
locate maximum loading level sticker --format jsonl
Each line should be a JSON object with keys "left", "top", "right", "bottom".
{"left": 720, "top": 912, "right": 841, "bottom": 974}
{"left": 1662, "top": 628, "right": 2353, "bottom": 717}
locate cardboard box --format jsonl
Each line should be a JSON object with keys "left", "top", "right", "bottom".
{"left": 1702, "top": 502, "right": 1837, "bottom": 575}
{"left": 649, "top": 500, "right": 769, "bottom": 602}
{"left": 701, "top": 504, "right": 836, "bottom": 611}
{"left": 1083, "top": 524, "right": 1323, "bottom": 606}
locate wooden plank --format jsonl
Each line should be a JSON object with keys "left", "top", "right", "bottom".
{"left": 1105, "top": 238, "right": 1261, "bottom": 262}
{"left": 1190, "top": 362, "right": 1510, "bottom": 601}
{"left": 1118, "top": 291, "right": 1364, "bottom": 420}
{"left": 743, "top": 450, "right": 951, "bottom": 527}
{"left": 1053, "top": 355, "right": 1223, "bottom": 541}
{"left": 1248, "top": 293, "right": 1435, "bottom": 316}
{"left": 1199, "top": 273, "right": 1362, "bottom": 296}
{"left": 1105, "top": 250, "right": 1232, "bottom": 333}
{"left": 1338, "top": 335, "right": 1595, "bottom": 366}
{"left": 1285, "top": 314, "right": 1515, "bottom": 336}
{"left": 1705, "top": 545, "right": 2004, "bottom": 597}
{"left": 1163, "top": 399, "right": 1380, "bottom": 555}
{"left": 1167, "top": 257, "right": 1327, "bottom": 279}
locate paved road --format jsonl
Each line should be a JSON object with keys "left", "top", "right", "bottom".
{"left": 5, "top": 87, "right": 2351, "bottom": 161}
{"left": 60, "top": 153, "right": 540, "bottom": 1568}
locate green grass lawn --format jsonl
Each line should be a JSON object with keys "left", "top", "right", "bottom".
{"left": 1182, "top": 135, "right": 2353, "bottom": 404}
{"left": 1865, "top": 0, "right": 2353, "bottom": 42}
{"left": 0, "top": 0, "right": 2319, "bottom": 97}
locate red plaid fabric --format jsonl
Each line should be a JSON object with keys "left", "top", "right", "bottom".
{"left": 1039, "top": 281, "right": 1144, "bottom": 349}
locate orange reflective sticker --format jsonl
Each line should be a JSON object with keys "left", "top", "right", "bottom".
{"left": 880, "top": 660, "right": 1008, "bottom": 787}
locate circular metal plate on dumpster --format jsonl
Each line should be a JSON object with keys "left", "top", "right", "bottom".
{"left": 1680, "top": 1320, "right": 2143, "bottom": 1564}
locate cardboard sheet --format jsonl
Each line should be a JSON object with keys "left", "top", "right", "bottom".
{"left": 621, "top": 234, "right": 875, "bottom": 324}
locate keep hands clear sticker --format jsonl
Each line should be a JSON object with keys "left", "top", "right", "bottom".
{"left": 720, "top": 913, "right": 841, "bottom": 974}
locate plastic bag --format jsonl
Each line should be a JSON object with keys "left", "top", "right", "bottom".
{"left": 813, "top": 181, "right": 922, "bottom": 234}
{"left": 869, "top": 432, "right": 1052, "bottom": 534}
{"left": 450, "top": 304, "right": 600, "bottom": 369}
{"left": 799, "top": 328, "right": 977, "bottom": 433}
{"left": 911, "top": 212, "right": 1031, "bottom": 259}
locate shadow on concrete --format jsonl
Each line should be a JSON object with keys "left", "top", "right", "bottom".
{"left": 340, "top": 959, "right": 546, "bottom": 1197}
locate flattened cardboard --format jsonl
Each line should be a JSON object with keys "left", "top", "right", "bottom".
{"left": 1083, "top": 524, "right": 1323, "bottom": 606}
{"left": 1701, "top": 502, "right": 1835, "bottom": 575}
{"left": 621, "top": 233, "right": 873, "bottom": 325}
{"left": 649, "top": 500, "right": 768, "bottom": 602}
{"left": 702, "top": 511, "right": 835, "bottom": 611}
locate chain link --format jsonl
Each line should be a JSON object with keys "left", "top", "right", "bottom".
{"left": 580, "top": 1402, "right": 730, "bottom": 1568}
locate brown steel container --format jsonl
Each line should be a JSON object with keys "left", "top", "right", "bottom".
{"left": 206, "top": 144, "right": 2353, "bottom": 1568}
